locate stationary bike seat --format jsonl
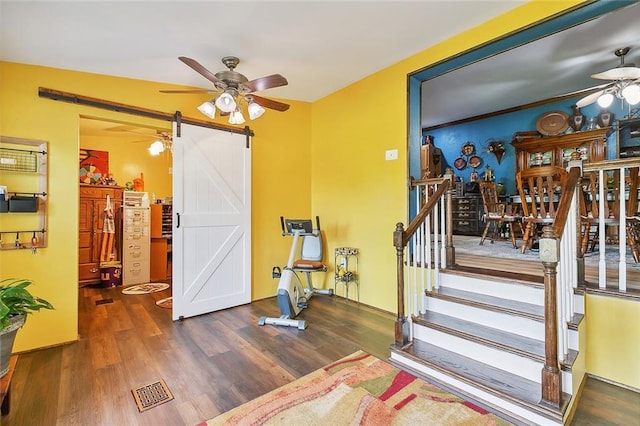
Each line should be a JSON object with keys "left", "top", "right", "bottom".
{"left": 293, "top": 260, "right": 327, "bottom": 271}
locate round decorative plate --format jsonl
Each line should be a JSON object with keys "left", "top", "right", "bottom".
{"left": 536, "top": 111, "right": 569, "bottom": 136}
{"left": 461, "top": 142, "right": 475, "bottom": 156}
{"left": 454, "top": 157, "right": 467, "bottom": 170}
{"left": 468, "top": 155, "right": 482, "bottom": 168}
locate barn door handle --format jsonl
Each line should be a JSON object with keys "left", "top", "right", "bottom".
{"left": 176, "top": 212, "right": 180, "bottom": 228}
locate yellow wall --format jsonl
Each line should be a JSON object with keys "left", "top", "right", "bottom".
{"left": 585, "top": 294, "right": 640, "bottom": 389}
{"left": 0, "top": 62, "right": 312, "bottom": 351}
{"left": 3, "top": 0, "right": 635, "bottom": 391}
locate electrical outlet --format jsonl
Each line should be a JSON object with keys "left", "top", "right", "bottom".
{"left": 385, "top": 149, "right": 398, "bottom": 161}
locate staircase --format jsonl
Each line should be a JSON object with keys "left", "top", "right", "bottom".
{"left": 389, "top": 266, "right": 586, "bottom": 425}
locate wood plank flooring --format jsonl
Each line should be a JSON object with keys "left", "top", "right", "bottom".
{"left": 2, "top": 285, "right": 638, "bottom": 425}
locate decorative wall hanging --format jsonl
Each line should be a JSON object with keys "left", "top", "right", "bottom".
{"left": 461, "top": 142, "right": 475, "bottom": 156}
{"left": 567, "top": 105, "right": 585, "bottom": 132}
{"left": 454, "top": 157, "right": 467, "bottom": 170}
{"left": 596, "top": 109, "right": 615, "bottom": 128}
{"left": 468, "top": 155, "right": 482, "bottom": 168}
{"left": 536, "top": 110, "right": 569, "bottom": 136}
{"left": 79, "top": 149, "right": 109, "bottom": 184}
{"left": 487, "top": 140, "right": 506, "bottom": 164}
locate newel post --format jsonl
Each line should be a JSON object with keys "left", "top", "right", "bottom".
{"left": 393, "top": 222, "right": 409, "bottom": 347}
{"left": 539, "top": 225, "right": 561, "bottom": 407}
{"left": 444, "top": 167, "right": 455, "bottom": 267}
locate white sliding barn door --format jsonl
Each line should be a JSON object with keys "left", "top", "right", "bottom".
{"left": 172, "top": 122, "right": 251, "bottom": 321}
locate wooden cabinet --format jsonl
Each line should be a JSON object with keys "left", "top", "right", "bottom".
{"left": 512, "top": 127, "right": 608, "bottom": 174}
{"left": 150, "top": 204, "right": 172, "bottom": 282}
{"left": 79, "top": 184, "right": 123, "bottom": 286}
{"left": 452, "top": 195, "right": 484, "bottom": 236}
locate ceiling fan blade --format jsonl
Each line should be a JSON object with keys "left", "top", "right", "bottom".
{"left": 591, "top": 66, "right": 640, "bottom": 80}
{"left": 242, "top": 74, "right": 288, "bottom": 93}
{"left": 576, "top": 89, "right": 606, "bottom": 108}
{"left": 179, "top": 56, "right": 227, "bottom": 88}
{"left": 251, "top": 95, "right": 290, "bottom": 112}
{"left": 159, "top": 89, "right": 218, "bottom": 94}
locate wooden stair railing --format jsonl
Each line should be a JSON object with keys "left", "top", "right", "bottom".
{"left": 393, "top": 174, "right": 452, "bottom": 347}
{"left": 393, "top": 165, "right": 583, "bottom": 409}
{"left": 538, "top": 166, "right": 581, "bottom": 407}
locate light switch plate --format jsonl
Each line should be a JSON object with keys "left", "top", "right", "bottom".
{"left": 385, "top": 149, "right": 398, "bottom": 161}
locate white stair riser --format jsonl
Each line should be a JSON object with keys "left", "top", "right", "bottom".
{"left": 414, "top": 326, "right": 543, "bottom": 383}
{"left": 562, "top": 369, "right": 574, "bottom": 394}
{"left": 425, "top": 297, "right": 544, "bottom": 340}
{"left": 390, "top": 352, "right": 563, "bottom": 426}
{"left": 573, "top": 293, "right": 584, "bottom": 314}
{"left": 568, "top": 328, "right": 579, "bottom": 351}
{"left": 439, "top": 274, "right": 544, "bottom": 305}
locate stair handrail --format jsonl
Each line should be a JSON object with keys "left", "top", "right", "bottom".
{"left": 393, "top": 172, "right": 453, "bottom": 347}
{"left": 538, "top": 165, "right": 581, "bottom": 407}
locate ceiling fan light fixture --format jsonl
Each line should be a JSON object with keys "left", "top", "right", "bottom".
{"left": 229, "top": 109, "right": 246, "bottom": 125}
{"left": 597, "top": 92, "right": 614, "bottom": 108}
{"left": 622, "top": 83, "right": 640, "bottom": 105}
{"left": 148, "top": 140, "right": 165, "bottom": 156}
{"left": 248, "top": 101, "right": 265, "bottom": 120}
{"left": 215, "top": 92, "right": 237, "bottom": 113}
{"left": 197, "top": 100, "right": 216, "bottom": 119}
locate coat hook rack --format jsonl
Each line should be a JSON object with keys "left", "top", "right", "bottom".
{"left": 0, "top": 229, "right": 46, "bottom": 250}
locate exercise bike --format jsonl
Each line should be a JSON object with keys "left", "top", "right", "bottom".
{"left": 258, "top": 216, "right": 333, "bottom": 330}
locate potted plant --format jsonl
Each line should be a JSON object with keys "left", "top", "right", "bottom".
{"left": 0, "top": 278, "right": 54, "bottom": 377}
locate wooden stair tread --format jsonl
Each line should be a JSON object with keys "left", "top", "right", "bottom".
{"left": 392, "top": 339, "right": 569, "bottom": 422}
{"left": 420, "top": 294, "right": 578, "bottom": 368}
{"left": 428, "top": 286, "right": 544, "bottom": 319}
{"left": 443, "top": 264, "right": 544, "bottom": 286}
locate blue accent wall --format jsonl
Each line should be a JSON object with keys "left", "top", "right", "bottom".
{"left": 421, "top": 98, "right": 630, "bottom": 196}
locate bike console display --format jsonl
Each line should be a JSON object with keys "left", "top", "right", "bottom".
{"left": 281, "top": 216, "right": 321, "bottom": 235}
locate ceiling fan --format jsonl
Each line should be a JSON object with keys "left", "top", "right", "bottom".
{"left": 145, "top": 132, "right": 173, "bottom": 156}
{"left": 107, "top": 126, "right": 173, "bottom": 155}
{"left": 576, "top": 47, "right": 640, "bottom": 108}
{"left": 161, "top": 56, "right": 290, "bottom": 124}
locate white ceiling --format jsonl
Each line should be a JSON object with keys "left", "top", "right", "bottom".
{"left": 0, "top": 1, "right": 524, "bottom": 103}
{"left": 1, "top": 1, "right": 638, "bottom": 131}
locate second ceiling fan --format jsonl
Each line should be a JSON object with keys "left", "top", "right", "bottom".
{"left": 161, "top": 56, "right": 290, "bottom": 124}
{"left": 576, "top": 47, "right": 640, "bottom": 109}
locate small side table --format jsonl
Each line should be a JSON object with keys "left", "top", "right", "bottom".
{"left": 1, "top": 355, "right": 18, "bottom": 416}
{"left": 334, "top": 247, "right": 359, "bottom": 302}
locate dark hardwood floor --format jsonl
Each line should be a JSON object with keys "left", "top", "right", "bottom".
{"left": 3, "top": 284, "right": 638, "bottom": 425}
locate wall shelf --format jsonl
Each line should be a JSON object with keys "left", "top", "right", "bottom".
{"left": 0, "top": 136, "right": 48, "bottom": 251}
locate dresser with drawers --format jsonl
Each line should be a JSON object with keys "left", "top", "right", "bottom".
{"left": 452, "top": 195, "right": 484, "bottom": 236}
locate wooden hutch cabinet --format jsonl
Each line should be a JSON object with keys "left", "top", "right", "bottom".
{"left": 512, "top": 127, "right": 609, "bottom": 174}
{"left": 79, "top": 184, "right": 123, "bottom": 286}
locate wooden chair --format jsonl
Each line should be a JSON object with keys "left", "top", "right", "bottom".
{"left": 628, "top": 167, "right": 640, "bottom": 262}
{"left": 479, "top": 181, "right": 522, "bottom": 248}
{"left": 516, "top": 166, "right": 569, "bottom": 253}
{"left": 581, "top": 167, "right": 640, "bottom": 262}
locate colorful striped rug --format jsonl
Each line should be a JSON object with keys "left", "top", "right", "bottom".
{"left": 199, "top": 350, "right": 512, "bottom": 425}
